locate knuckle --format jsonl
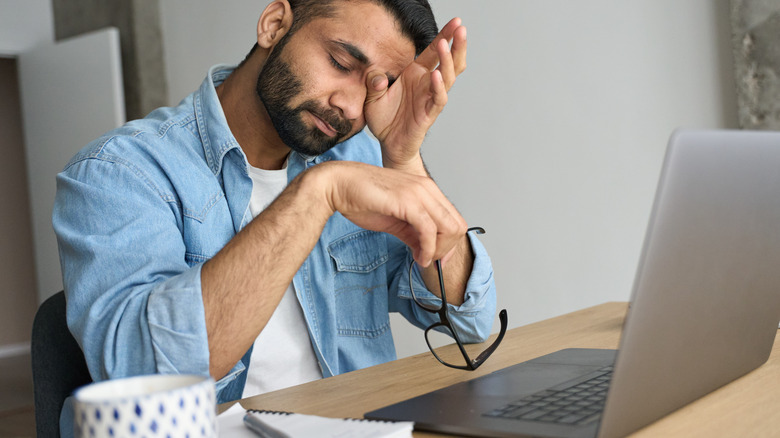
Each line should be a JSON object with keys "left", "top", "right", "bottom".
{"left": 446, "top": 216, "right": 462, "bottom": 236}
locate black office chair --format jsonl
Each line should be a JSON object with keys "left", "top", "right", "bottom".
{"left": 31, "top": 291, "right": 92, "bottom": 437}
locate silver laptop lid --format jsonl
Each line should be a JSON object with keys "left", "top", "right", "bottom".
{"left": 598, "top": 129, "right": 780, "bottom": 438}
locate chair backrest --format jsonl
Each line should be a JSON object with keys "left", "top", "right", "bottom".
{"left": 31, "top": 291, "right": 92, "bottom": 437}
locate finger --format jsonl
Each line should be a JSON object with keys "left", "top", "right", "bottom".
{"left": 406, "top": 180, "right": 458, "bottom": 266}
{"left": 387, "top": 222, "right": 422, "bottom": 260}
{"left": 411, "top": 207, "right": 438, "bottom": 267}
{"left": 415, "top": 17, "right": 462, "bottom": 70}
{"left": 432, "top": 209, "right": 466, "bottom": 262}
{"left": 451, "top": 25, "right": 467, "bottom": 76}
{"left": 364, "top": 71, "right": 389, "bottom": 104}
{"left": 432, "top": 230, "right": 460, "bottom": 264}
{"left": 438, "top": 214, "right": 468, "bottom": 267}
{"left": 376, "top": 220, "right": 428, "bottom": 268}
{"left": 435, "top": 37, "right": 456, "bottom": 91}
{"left": 424, "top": 69, "right": 448, "bottom": 115}
{"left": 416, "top": 180, "right": 466, "bottom": 262}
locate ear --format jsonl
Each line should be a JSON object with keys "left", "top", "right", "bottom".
{"left": 257, "top": 0, "right": 294, "bottom": 49}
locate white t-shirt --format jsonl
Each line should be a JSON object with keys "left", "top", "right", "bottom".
{"left": 241, "top": 161, "right": 322, "bottom": 398}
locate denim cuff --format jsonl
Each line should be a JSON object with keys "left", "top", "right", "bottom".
{"left": 399, "top": 231, "right": 493, "bottom": 315}
{"left": 147, "top": 264, "right": 211, "bottom": 377}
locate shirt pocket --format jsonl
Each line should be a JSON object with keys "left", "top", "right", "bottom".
{"left": 181, "top": 191, "right": 234, "bottom": 267}
{"left": 327, "top": 230, "right": 391, "bottom": 338}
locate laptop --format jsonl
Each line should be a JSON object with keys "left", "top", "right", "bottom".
{"left": 366, "top": 129, "right": 780, "bottom": 438}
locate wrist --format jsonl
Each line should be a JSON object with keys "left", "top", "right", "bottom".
{"left": 298, "top": 162, "right": 338, "bottom": 219}
{"left": 382, "top": 150, "right": 428, "bottom": 176}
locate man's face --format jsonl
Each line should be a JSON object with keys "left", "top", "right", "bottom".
{"left": 256, "top": 1, "right": 416, "bottom": 156}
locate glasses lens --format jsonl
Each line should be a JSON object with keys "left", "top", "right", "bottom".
{"left": 425, "top": 324, "right": 470, "bottom": 369}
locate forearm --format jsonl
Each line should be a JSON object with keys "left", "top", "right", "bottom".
{"left": 202, "top": 158, "right": 468, "bottom": 378}
{"left": 201, "top": 166, "right": 333, "bottom": 379}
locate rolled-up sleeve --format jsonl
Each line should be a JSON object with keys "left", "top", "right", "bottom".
{"left": 53, "top": 150, "right": 212, "bottom": 383}
{"left": 388, "top": 231, "right": 497, "bottom": 343}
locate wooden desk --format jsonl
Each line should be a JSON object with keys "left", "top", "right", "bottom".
{"left": 236, "top": 302, "right": 780, "bottom": 437}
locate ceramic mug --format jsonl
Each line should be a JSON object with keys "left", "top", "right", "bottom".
{"left": 73, "top": 374, "right": 216, "bottom": 438}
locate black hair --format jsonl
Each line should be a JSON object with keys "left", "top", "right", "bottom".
{"left": 241, "top": 0, "right": 438, "bottom": 65}
{"left": 368, "top": 0, "right": 438, "bottom": 56}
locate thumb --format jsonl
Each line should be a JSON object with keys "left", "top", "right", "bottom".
{"left": 365, "top": 72, "right": 389, "bottom": 105}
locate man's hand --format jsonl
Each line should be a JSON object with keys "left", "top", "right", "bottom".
{"left": 315, "top": 161, "right": 467, "bottom": 267}
{"left": 364, "top": 18, "right": 468, "bottom": 175}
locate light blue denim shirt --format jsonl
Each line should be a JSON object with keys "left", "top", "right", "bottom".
{"left": 53, "top": 65, "right": 496, "bottom": 436}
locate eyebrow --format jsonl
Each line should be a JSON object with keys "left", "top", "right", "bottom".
{"left": 334, "top": 40, "right": 369, "bottom": 65}
{"left": 332, "top": 40, "right": 398, "bottom": 86}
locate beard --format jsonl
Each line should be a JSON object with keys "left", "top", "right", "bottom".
{"left": 256, "top": 39, "right": 355, "bottom": 156}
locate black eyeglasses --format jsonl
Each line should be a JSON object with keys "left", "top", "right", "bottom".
{"left": 409, "top": 227, "right": 508, "bottom": 370}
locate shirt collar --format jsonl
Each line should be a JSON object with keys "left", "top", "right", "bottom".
{"left": 194, "top": 64, "right": 243, "bottom": 176}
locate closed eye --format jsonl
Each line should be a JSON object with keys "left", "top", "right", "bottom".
{"left": 329, "top": 55, "right": 350, "bottom": 73}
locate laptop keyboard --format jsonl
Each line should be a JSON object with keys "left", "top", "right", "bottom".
{"left": 483, "top": 365, "right": 613, "bottom": 426}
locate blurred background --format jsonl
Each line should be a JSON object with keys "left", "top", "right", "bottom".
{"left": 2, "top": 0, "right": 778, "bottom": 435}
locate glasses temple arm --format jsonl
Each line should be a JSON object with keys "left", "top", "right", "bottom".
{"left": 473, "top": 309, "right": 508, "bottom": 365}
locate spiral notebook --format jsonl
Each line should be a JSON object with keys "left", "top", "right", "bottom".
{"left": 243, "top": 409, "right": 413, "bottom": 438}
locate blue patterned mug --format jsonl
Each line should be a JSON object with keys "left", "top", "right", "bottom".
{"left": 73, "top": 374, "right": 216, "bottom": 438}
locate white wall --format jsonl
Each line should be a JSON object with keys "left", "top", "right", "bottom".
{"left": 0, "top": 0, "right": 54, "bottom": 56}
{"left": 159, "top": 0, "right": 739, "bottom": 358}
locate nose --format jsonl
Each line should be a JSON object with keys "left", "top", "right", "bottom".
{"left": 329, "top": 81, "right": 366, "bottom": 121}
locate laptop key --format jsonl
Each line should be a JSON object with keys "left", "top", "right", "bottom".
{"left": 557, "top": 413, "right": 588, "bottom": 424}
{"left": 519, "top": 409, "right": 549, "bottom": 420}
{"left": 504, "top": 406, "right": 538, "bottom": 418}
{"left": 577, "top": 413, "right": 602, "bottom": 425}
{"left": 488, "top": 405, "right": 535, "bottom": 418}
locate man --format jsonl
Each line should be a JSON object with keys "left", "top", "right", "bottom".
{"left": 54, "top": 0, "right": 496, "bottom": 434}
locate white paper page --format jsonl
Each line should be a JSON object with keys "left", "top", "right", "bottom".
{"left": 217, "top": 403, "right": 257, "bottom": 438}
